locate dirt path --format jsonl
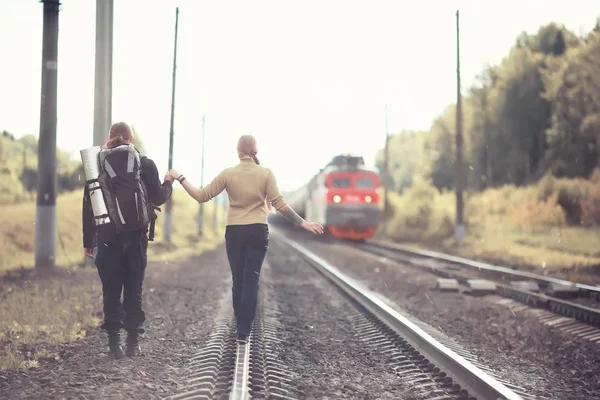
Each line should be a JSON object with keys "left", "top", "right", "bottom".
{"left": 0, "top": 246, "right": 232, "bottom": 400}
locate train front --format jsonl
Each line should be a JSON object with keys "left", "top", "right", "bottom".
{"left": 324, "top": 168, "right": 381, "bottom": 240}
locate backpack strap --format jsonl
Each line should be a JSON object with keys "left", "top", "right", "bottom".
{"left": 138, "top": 153, "right": 162, "bottom": 241}
{"left": 148, "top": 205, "right": 161, "bottom": 241}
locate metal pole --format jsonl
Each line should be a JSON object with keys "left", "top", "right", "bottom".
{"left": 164, "top": 7, "right": 179, "bottom": 244}
{"left": 383, "top": 105, "right": 390, "bottom": 222}
{"left": 198, "top": 114, "right": 206, "bottom": 235}
{"left": 223, "top": 192, "right": 228, "bottom": 227}
{"left": 93, "top": 0, "right": 113, "bottom": 147}
{"left": 455, "top": 10, "right": 465, "bottom": 242}
{"left": 481, "top": 80, "right": 492, "bottom": 189}
{"left": 212, "top": 193, "right": 218, "bottom": 232}
{"left": 35, "top": 0, "right": 60, "bottom": 267}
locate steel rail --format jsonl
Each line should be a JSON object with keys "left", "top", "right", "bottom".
{"left": 359, "top": 241, "right": 600, "bottom": 328}
{"left": 274, "top": 232, "right": 523, "bottom": 400}
{"left": 229, "top": 338, "right": 251, "bottom": 400}
{"left": 365, "top": 240, "right": 600, "bottom": 294}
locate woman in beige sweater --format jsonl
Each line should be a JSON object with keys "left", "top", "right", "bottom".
{"left": 167, "top": 135, "right": 323, "bottom": 343}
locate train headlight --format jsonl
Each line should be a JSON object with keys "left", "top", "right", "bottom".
{"left": 333, "top": 195, "right": 341, "bottom": 203}
{"left": 365, "top": 195, "right": 372, "bottom": 203}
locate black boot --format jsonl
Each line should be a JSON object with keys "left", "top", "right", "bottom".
{"left": 107, "top": 330, "right": 126, "bottom": 359}
{"left": 236, "top": 333, "right": 248, "bottom": 344}
{"left": 125, "top": 331, "right": 141, "bottom": 357}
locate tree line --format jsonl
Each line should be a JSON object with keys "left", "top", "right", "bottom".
{"left": 377, "top": 21, "right": 600, "bottom": 195}
{"left": 0, "top": 128, "right": 147, "bottom": 204}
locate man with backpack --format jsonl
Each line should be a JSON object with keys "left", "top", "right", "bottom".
{"left": 82, "top": 122, "right": 173, "bottom": 359}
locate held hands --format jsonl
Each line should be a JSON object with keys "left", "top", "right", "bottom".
{"left": 164, "top": 172, "right": 174, "bottom": 183}
{"left": 300, "top": 221, "right": 324, "bottom": 235}
{"left": 165, "top": 169, "right": 181, "bottom": 183}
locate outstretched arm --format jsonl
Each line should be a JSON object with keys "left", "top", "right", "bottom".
{"left": 169, "top": 168, "right": 227, "bottom": 203}
{"left": 266, "top": 169, "right": 323, "bottom": 234}
{"left": 141, "top": 157, "right": 173, "bottom": 206}
{"left": 265, "top": 169, "right": 305, "bottom": 226}
{"left": 277, "top": 204, "right": 304, "bottom": 226}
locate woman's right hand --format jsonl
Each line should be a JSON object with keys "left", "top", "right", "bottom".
{"left": 168, "top": 169, "right": 181, "bottom": 180}
{"left": 300, "top": 221, "right": 324, "bottom": 235}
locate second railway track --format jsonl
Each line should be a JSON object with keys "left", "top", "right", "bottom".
{"left": 358, "top": 239, "right": 600, "bottom": 331}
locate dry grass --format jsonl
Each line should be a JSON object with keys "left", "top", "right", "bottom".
{"left": 0, "top": 269, "right": 102, "bottom": 370}
{"left": 0, "top": 188, "right": 226, "bottom": 273}
{"left": 380, "top": 175, "right": 600, "bottom": 275}
{"left": 0, "top": 187, "right": 225, "bottom": 370}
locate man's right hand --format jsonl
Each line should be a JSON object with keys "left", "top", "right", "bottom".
{"left": 84, "top": 248, "right": 94, "bottom": 259}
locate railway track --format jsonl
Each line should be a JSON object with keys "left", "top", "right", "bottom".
{"left": 358, "top": 239, "right": 600, "bottom": 331}
{"left": 273, "top": 232, "right": 528, "bottom": 400}
{"left": 166, "top": 232, "right": 535, "bottom": 399}
{"left": 164, "top": 287, "right": 296, "bottom": 400}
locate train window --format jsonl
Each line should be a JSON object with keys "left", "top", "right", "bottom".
{"left": 331, "top": 177, "right": 351, "bottom": 188}
{"left": 355, "top": 177, "right": 375, "bottom": 188}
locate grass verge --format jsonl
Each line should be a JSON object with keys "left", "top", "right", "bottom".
{"left": 0, "top": 268, "right": 102, "bottom": 370}
{"left": 0, "top": 188, "right": 225, "bottom": 370}
{"left": 380, "top": 176, "right": 600, "bottom": 283}
{"left": 0, "top": 188, "right": 226, "bottom": 273}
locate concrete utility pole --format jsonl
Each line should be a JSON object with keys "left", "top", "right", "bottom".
{"left": 85, "top": 0, "right": 114, "bottom": 267}
{"left": 383, "top": 104, "right": 390, "bottom": 223}
{"left": 35, "top": 0, "right": 60, "bottom": 267}
{"left": 455, "top": 9, "right": 465, "bottom": 242}
{"left": 198, "top": 114, "right": 206, "bottom": 236}
{"left": 164, "top": 7, "right": 179, "bottom": 244}
{"left": 93, "top": 0, "right": 113, "bottom": 147}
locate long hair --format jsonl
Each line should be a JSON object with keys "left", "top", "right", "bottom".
{"left": 237, "top": 134, "right": 259, "bottom": 165}
{"left": 105, "top": 122, "right": 134, "bottom": 149}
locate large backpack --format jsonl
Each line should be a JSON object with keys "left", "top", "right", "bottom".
{"left": 97, "top": 144, "right": 155, "bottom": 237}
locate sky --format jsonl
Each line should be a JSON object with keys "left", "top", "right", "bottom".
{"left": 0, "top": 0, "right": 598, "bottom": 192}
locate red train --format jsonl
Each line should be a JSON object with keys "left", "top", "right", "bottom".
{"left": 286, "top": 154, "right": 381, "bottom": 241}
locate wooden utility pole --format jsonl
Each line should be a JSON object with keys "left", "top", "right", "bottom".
{"left": 164, "top": 7, "right": 179, "bottom": 244}
{"left": 35, "top": 0, "right": 60, "bottom": 267}
{"left": 455, "top": 10, "right": 465, "bottom": 242}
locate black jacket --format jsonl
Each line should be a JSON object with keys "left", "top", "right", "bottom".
{"left": 82, "top": 155, "right": 173, "bottom": 249}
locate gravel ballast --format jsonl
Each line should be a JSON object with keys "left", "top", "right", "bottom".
{"left": 265, "top": 240, "right": 444, "bottom": 400}
{"left": 0, "top": 247, "right": 232, "bottom": 400}
{"left": 277, "top": 226, "right": 600, "bottom": 400}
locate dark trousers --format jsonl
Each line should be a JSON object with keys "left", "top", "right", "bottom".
{"left": 95, "top": 232, "right": 148, "bottom": 334}
{"left": 225, "top": 223, "right": 269, "bottom": 336}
